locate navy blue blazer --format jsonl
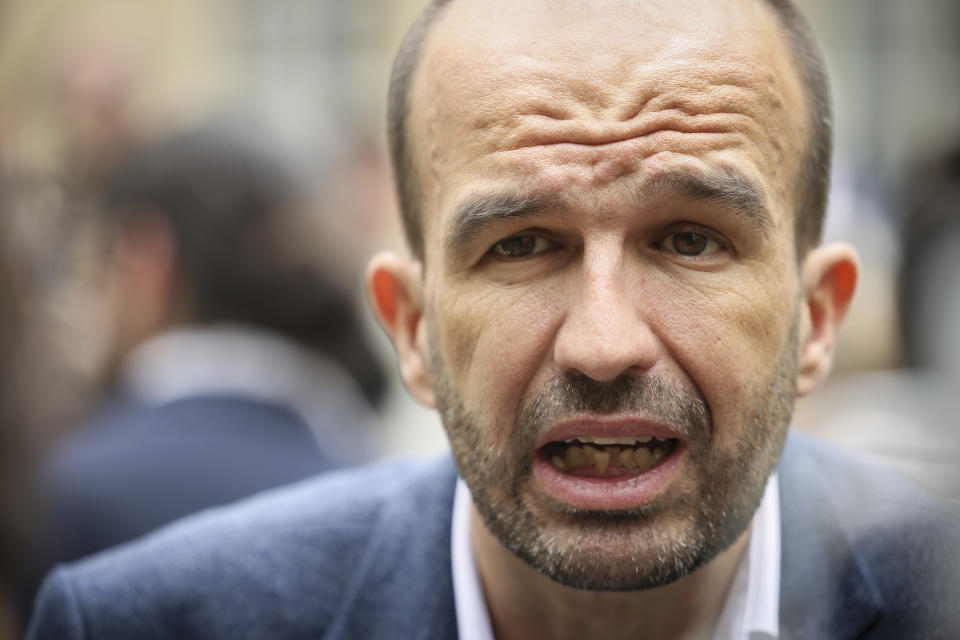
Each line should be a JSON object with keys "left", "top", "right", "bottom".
{"left": 27, "top": 434, "right": 960, "bottom": 639}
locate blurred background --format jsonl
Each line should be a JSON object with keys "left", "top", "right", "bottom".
{"left": 0, "top": 0, "right": 958, "bottom": 635}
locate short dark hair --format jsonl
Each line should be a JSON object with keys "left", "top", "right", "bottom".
{"left": 387, "top": 0, "right": 832, "bottom": 260}
{"left": 102, "top": 126, "right": 386, "bottom": 405}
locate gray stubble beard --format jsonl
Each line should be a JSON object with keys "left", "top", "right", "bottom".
{"left": 430, "top": 319, "right": 797, "bottom": 591}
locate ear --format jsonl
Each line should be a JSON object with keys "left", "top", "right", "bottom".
{"left": 796, "top": 242, "right": 859, "bottom": 396}
{"left": 114, "top": 213, "right": 178, "bottom": 296}
{"left": 108, "top": 211, "right": 181, "bottom": 350}
{"left": 366, "top": 251, "right": 436, "bottom": 407}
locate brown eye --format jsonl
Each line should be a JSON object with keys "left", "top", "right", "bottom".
{"left": 671, "top": 232, "right": 710, "bottom": 256}
{"left": 491, "top": 234, "right": 554, "bottom": 258}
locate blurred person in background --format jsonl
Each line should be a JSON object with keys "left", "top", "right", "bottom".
{"left": 0, "top": 181, "right": 34, "bottom": 639}
{"left": 899, "top": 144, "right": 960, "bottom": 378}
{"left": 893, "top": 144, "right": 960, "bottom": 498}
{"left": 19, "top": 123, "right": 386, "bottom": 616}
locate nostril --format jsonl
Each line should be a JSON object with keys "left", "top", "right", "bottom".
{"left": 552, "top": 317, "right": 659, "bottom": 382}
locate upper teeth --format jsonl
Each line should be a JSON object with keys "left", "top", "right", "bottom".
{"left": 563, "top": 435, "right": 656, "bottom": 445}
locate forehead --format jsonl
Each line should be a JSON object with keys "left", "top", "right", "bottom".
{"left": 409, "top": 0, "right": 809, "bottom": 253}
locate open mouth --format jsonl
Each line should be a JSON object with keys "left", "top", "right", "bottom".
{"left": 540, "top": 435, "right": 680, "bottom": 477}
{"left": 531, "top": 422, "right": 687, "bottom": 509}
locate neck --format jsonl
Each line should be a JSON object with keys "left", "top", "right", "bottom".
{"left": 471, "top": 505, "right": 749, "bottom": 640}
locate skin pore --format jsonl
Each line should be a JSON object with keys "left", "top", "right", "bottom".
{"left": 368, "top": 0, "right": 859, "bottom": 638}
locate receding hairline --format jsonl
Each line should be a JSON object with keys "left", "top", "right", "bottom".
{"left": 388, "top": 0, "right": 831, "bottom": 261}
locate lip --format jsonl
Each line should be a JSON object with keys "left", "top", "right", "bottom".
{"left": 532, "top": 415, "right": 687, "bottom": 510}
{"left": 534, "top": 416, "right": 685, "bottom": 449}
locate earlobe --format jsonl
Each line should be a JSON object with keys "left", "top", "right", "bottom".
{"left": 366, "top": 251, "right": 436, "bottom": 407}
{"left": 110, "top": 212, "right": 181, "bottom": 345}
{"left": 116, "top": 213, "right": 179, "bottom": 293}
{"left": 796, "top": 242, "right": 859, "bottom": 396}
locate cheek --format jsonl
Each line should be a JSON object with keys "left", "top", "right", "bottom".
{"left": 649, "top": 268, "right": 797, "bottom": 434}
{"left": 432, "top": 279, "right": 562, "bottom": 431}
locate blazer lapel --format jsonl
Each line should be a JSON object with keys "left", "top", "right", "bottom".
{"left": 777, "top": 434, "right": 883, "bottom": 640}
{"left": 324, "top": 456, "right": 460, "bottom": 640}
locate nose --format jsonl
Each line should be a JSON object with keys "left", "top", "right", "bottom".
{"left": 552, "top": 243, "right": 659, "bottom": 382}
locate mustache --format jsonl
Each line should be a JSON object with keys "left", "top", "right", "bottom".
{"left": 519, "top": 372, "right": 711, "bottom": 440}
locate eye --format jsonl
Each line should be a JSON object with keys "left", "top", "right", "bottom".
{"left": 490, "top": 233, "right": 557, "bottom": 258}
{"left": 658, "top": 231, "right": 724, "bottom": 257}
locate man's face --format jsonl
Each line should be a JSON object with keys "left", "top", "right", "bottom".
{"left": 409, "top": 0, "right": 810, "bottom": 589}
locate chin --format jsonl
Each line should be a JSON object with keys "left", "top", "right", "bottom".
{"left": 481, "top": 488, "right": 745, "bottom": 592}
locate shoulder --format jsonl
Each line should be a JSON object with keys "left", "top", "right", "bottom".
{"left": 779, "top": 433, "right": 960, "bottom": 636}
{"left": 85, "top": 394, "right": 311, "bottom": 434}
{"left": 40, "top": 395, "right": 326, "bottom": 523}
{"left": 43, "top": 395, "right": 325, "bottom": 500}
{"left": 28, "top": 456, "right": 459, "bottom": 640}
{"left": 780, "top": 431, "right": 959, "bottom": 533}
{"left": 52, "top": 395, "right": 305, "bottom": 459}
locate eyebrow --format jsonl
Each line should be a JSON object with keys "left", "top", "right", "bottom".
{"left": 445, "top": 192, "right": 560, "bottom": 255}
{"left": 640, "top": 168, "right": 772, "bottom": 233}
{"left": 444, "top": 167, "right": 772, "bottom": 255}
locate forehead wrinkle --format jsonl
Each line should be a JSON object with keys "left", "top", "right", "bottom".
{"left": 638, "top": 168, "right": 773, "bottom": 233}
{"left": 469, "top": 67, "right": 770, "bottom": 154}
{"left": 445, "top": 193, "right": 561, "bottom": 256}
{"left": 426, "top": 6, "right": 791, "bottom": 155}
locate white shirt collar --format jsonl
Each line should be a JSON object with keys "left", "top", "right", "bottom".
{"left": 712, "top": 472, "right": 781, "bottom": 640}
{"left": 451, "top": 473, "right": 781, "bottom": 640}
{"left": 121, "top": 324, "right": 377, "bottom": 451}
{"left": 452, "top": 480, "right": 496, "bottom": 640}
